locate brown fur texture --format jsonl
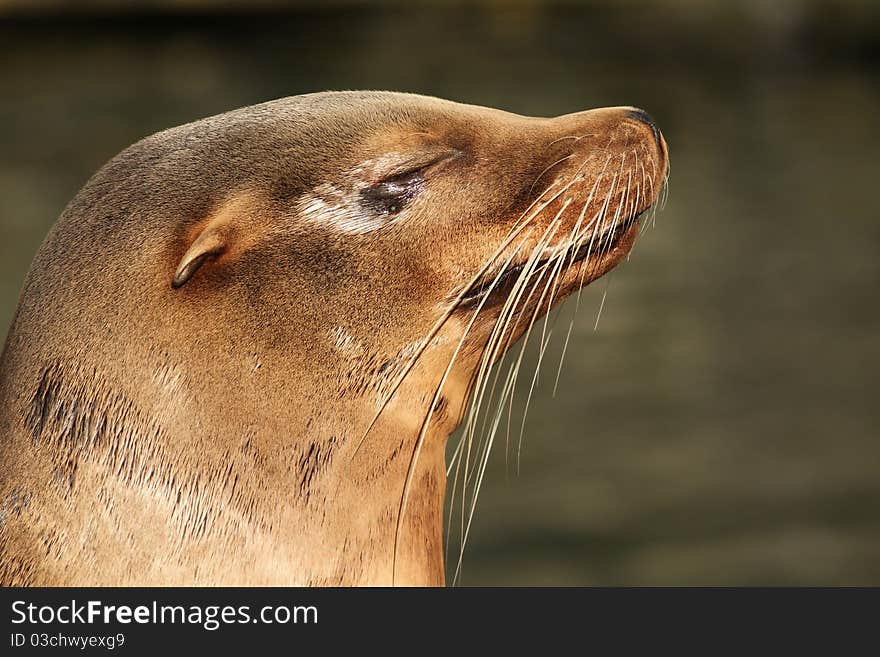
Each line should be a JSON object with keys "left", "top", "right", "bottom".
{"left": 0, "top": 91, "right": 667, "bottom": 585}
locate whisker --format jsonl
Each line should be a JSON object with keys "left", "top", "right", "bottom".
{"left": 593, "top": 278, "right": 611, "bottom": 331}
{"left": 394, "top": 238, "right": 530, "bottom": 584}
{"left": 349, "top": 171, "right": 586, "bottom": 462}
{"left": 446, "top": 133, "right": 668, "bottom": 583}
{"left": 528, "top": 153, "right": 576, "bottom": 198}
{"left": 452, "top": 207, "right": 571, "bottom": 583}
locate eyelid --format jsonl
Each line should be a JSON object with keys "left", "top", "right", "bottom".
{"left": 375, "top": 149, "right": 461, "bottom": 183}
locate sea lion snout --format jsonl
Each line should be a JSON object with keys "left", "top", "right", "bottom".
{"left": 624, "top": 107, "right": 666, "bottom": 156}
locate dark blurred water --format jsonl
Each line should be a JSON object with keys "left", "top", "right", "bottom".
{"left": 1, "top": 5, "right": 878, "bottom": 584}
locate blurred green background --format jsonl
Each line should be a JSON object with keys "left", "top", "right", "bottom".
{"left": 1, "top": 0, "right": 878, "bottom": 585}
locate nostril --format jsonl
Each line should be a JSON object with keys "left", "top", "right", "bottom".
{"left": 626, "top": 108, "right": 663, "bottom": 152}
{"left": 627, "top": 108, "right": 656, "bottom": 127}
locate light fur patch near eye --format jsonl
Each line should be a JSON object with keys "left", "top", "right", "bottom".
{"left": 297, "top": 156, "right": 406, "bottom": 235}
{"left": 298, "top": 182, "right": 386, "bottom": 234}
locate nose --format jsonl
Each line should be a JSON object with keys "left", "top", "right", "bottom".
{"left": 626, "top": 108, "right": 665, "bottom": 154}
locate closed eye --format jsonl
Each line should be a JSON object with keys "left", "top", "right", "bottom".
{"left": 359, "top": 168, "right": 424, "bottom": 216}
{"left": 359, "top": 149, "right": 460, "bottom": 217}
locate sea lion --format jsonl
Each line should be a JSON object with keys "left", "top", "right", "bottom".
{"left": 0, "top": 91, "right": 668, "bottom": 586}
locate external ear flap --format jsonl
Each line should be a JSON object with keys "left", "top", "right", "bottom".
{"left": 171, "top": 227, "right": 227, "bottom": 288}
{"left": 172, "top": 194, "right": 264, "bottom": 289}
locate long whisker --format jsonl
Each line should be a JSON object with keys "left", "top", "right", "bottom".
{"left": 456, "top": 151, "right": 601, "bottom": 476}
{"left": 452, "top": 212, "right": 567, "bottom": 583}
{"left": 460, "top": 205, "right": 569, "bottom": 487}
{"left": 445, "top": 133, "right": 668, "bottom": 582}
{"left": 550, "top": 154, "right": 616, "bottom": 394}
{"left": 442, "top": 158, "right": 597, "bottom": 581}
{"left": 392, "top": 238, "right": 529, "bottom": 584}
{"left": 349, "top": 172, "right": 585, "bottom": 462}
{"left": 457, "top": 171, "right": 596, "bottom": 564}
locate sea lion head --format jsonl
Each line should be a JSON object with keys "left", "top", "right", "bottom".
{"left": 166, "top": 92, "right": 668, "bottom": 426}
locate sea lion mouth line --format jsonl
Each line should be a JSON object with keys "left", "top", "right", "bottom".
{"left": 456, "top": 208, "right": 646, "bottom": 309}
